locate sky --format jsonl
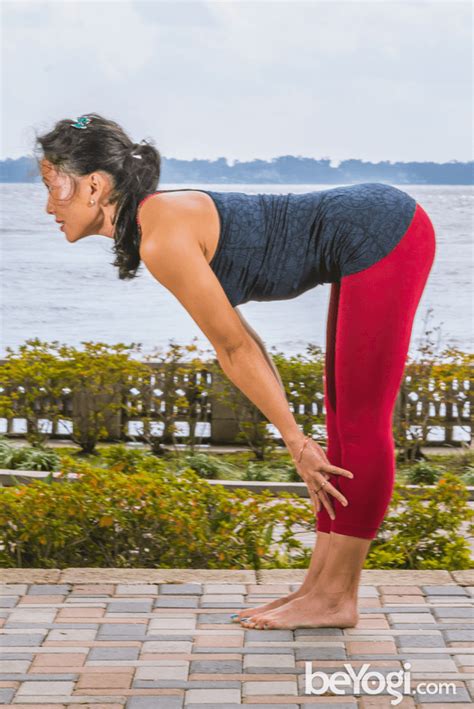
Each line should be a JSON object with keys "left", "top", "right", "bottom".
{"left": 1, "top": 0, "right": 472, "bottom": 165}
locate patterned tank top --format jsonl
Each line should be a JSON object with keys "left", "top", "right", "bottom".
{"left": 137, "top": 182, "right": 417, "bottom": 307}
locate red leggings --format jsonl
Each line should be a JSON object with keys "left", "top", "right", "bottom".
{"left": 317, "top": 203, "right": 436, "bottom": 539}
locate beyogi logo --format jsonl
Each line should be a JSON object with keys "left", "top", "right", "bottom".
{"left": 304, "top": 661, "right": 457, "bottom": 706}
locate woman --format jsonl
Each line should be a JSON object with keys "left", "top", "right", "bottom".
{"left": 36, "top": 113, "right": 436, "bottom": 630}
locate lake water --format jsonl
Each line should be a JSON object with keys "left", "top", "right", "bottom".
{"left": 1, "top": 183, "right": 472, "bottom": 360}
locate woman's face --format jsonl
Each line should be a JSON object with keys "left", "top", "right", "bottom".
{"left": 41, "top": 159, "right": 115, "bottom": 242}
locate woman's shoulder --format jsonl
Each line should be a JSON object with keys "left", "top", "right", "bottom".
{"left": 138, "top": 190, "right": 220, "bottom": 261}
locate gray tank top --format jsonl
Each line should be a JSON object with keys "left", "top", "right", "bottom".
{"left": 143, "top": 182, "right": 417, "bottom": 307}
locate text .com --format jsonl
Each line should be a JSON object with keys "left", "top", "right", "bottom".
{"left": 305, "top": 661, "right": 457, "bottom": 706}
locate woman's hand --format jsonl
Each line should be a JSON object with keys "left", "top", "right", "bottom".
{"left": 289, "top": 435, "right": 354, "bottom": 520}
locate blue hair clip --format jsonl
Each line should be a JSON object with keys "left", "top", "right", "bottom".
{"left": 70, "top": 115, "right": 91, "bottom": 130}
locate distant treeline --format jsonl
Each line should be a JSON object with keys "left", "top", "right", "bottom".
{"left": 1, "top": 154, "right": 472, "bottom": 184}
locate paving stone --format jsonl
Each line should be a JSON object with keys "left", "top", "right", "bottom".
{"left": 376, "top": 605, "right": 432, "bottom": 613}
{"left": 358, "top": 700, "right": 413, "bottom": 708}
{"left": 77, "top": 671, "right": 133, "bottom": 689}
{"left": 0, "top": 673, "right": 78, "bottom": 682}
{"left": 127, "top": 698, "right": 183, "bottom": 708}
{"left": 116, "top": 585, "right": 158, "bottom": 595}
{"left": 135, "top": 665, "right": 189, "bottom": 681}
{"left": 358, "top": 586, "right": 379, "bottom": 597}
{"left": 184, "top": 688, "right": 240, "bottom": 704}
{"left": 88, "top": 646, "right": 140, "bottom": 660}
{"left": 295, "top": 647, "right": 347, "bottom": 661}
{"left": 201, "top": 595, "right": 244, "bottom": 604}
{"left": 47, "top": 628, "right": 98, "bottom": 641}
{"left": 70, "top": 584, "right": 115, "bottom": 595}
{"left": 194, "top": 635, "right": 243, "bottom": 648}
{"left": 382, "top": 595, "right": 427, "bottom": 604}
{"left": 0, "top": 584, "right": 28, "bottom": 595}
{"left": 0, "top": 597, "right": 19, "bottom": 608}
{"left": 187, "top": 705, "right": 298, "bottom": 709}
{"left": 396, "top": 633, "right": 446, "bottom": 648}
{"left": 189, "top": 660, "right": 241, "bottom": 674}
{"left": 241, "top": 647, "right": 299, "bottom": 655}
{"left": 422, "top": 585, "right": 468, "bottom": 596}
{"left": 0, "top": 689, "right": 15, "bottom": 703}
{"left": 243, "top": 653, "right": 295, "bottom": 669}
{"left": 142, "top": 641, "right": 193, "bottom": 653}
{"left": 33, "top": 653, "right": 86, "bottom": 668}
{"left": 380, "top": 586, "right": 424, "bottom": 595}
{"left": 4, "top": 704, "right": 68, "bottom": 708}
{"left": 160, "top": 584, "right": 203, "bottom": 596}
{"left": 145, "top": 634, "right": 194, "bottom": 643}
{"left": 7, "top": 609, "right": 57, "bottom": 623}
{"left": 408, "top": 658, "right": 458, "bottom": 671}
{"left": 56, "top": 607, "right": 105, "bottom": 619}
{"left": 389, "top": 613, "right": 436, "bottom": 623}
{"left": 294, "top": 627, "right": 343, "bottom": 637}
{"left": 97, "top": 624, "right": 146, "bottom": 638}
{"left": 244, "top": 629, "right": 294, "bottom": 642}
{"left": 413, "top": 682, "right": 471, "bottom": 702}
{"left": 0, "top": 660, "right": 31, "bottom": 672}
{"left": 154, "top": 597, "right": 199, "bottom": 608}
{"left": 16, "top": 680, "right": 75, "bottom": 695}
{"left": 149, "top": 618, "right": 196, "bottom": 630}
{"left": 135, "top": 680, "right": 241, "bottom": 689}
{"left": 434, "top": 607, "right": 474, "bottom": 618}
{"left": 28, "top": 585, "right": 71, "bottom": 595}
{"left": 0, "top": 633, "right": 45, "bottom": 646}
{"left": 5, "top": 574, "right": 474, "bottom": 708}
{"left": 0, "top": 652, "right": 34, "bottom": 660}
{"left": 203, "top": 585, "right": 246, "bottom": 594}
{"left": 444, "top": 630, "right": 474, "bottom": 642}
{"left": 196, "top": 614, "right": 234, "bottom": 624}
{"left": 247, "top": 584, "right": 291, "bottom": 594}
{"left": 346, "top": 641, "right": 397, "bottom": 655}
{"left": 7, "top": 623, "right": 98, "bottom": 631}
{"left": 242, "top": 679, "right": 298, "bottom": 695}
{"left": 105, "top": 602, "right": 153, "bottom": 614}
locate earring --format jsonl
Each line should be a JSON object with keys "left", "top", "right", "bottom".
{"left": 88, "top": 199, "right": 95, "bottom": 206}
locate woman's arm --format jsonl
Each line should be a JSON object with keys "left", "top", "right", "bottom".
{"left": 140, "top": 221, "right": 300, "bottom": 449}
{"left": 139, "top": 210, "right": 352, "bottom": 516}
{"left": 234, "top": 308, "right": 286, "bottom": 396}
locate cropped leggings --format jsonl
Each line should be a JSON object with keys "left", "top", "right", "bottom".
{"left": 317, "top": 203, "right": 436, "bottom": 539}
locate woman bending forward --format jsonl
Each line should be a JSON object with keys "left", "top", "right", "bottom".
{"left": 37, "top": 113, "right": 436, "bottom": 630}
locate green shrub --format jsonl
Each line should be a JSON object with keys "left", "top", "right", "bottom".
{"left": 366, "top": 473, "right": 473, "bottom": 569}
{"left": 406, "top": 462, "right": 445, "bottom": 485}
{"left": 460, "top": 467, "right": 474, "bottom": 486}
{"left": 0, "top": 437, "right": 60, "bottom": 471}
{"left": 178, "top": 452, "right": 240, "bottom": 480}
{"left": 242, "top": 462, "right": 275, "bottom": 482}
{"left": 0, "top": 455, "right": 312, "bottom": 569}
{"left": 98, "top": 444, "right": 154, "bottom": 474}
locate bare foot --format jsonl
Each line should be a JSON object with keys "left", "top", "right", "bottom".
{"left": 232, "top": 585, "right": 310, "bottom": 623}
{"left": 239, "top": 591, "right": 358, "bottom": 630}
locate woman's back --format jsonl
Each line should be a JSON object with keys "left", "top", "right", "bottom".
{"left": 139, "top": 183, "right": 417, "bottom": 307}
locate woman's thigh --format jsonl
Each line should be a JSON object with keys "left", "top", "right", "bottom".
{"left": 328, "top": 203, "right": 436, "bottom": 536}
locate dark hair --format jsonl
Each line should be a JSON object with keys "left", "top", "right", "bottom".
{"left": 34, "top": 112, "right": 161, "bottom": 279}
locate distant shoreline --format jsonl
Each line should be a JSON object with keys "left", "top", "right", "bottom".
{"left": 1, "top": 155, "right": 473, "bottom": 185}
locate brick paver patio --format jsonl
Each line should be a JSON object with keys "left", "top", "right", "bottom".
{"left": 0, "top": 569, "right": 473, "bottom": 707}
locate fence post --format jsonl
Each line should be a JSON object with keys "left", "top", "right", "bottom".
{"left": 209, "top": 368, "right": 242, "bottom": 445}
{"left": 71, "top": 383, "right": 122, "bottom": 442}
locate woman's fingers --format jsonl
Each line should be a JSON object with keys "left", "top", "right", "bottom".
{"left": 321, "top": 464, "right": 354, "bottom": 479}
{"left": 320, "top": 480, "right": 349, "bottom": 507}
{"left": 309, "top": 488, "right": 320, "bottom": 516}
{"left": 318, "top": 488, "right": 335, "bottom": 520}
